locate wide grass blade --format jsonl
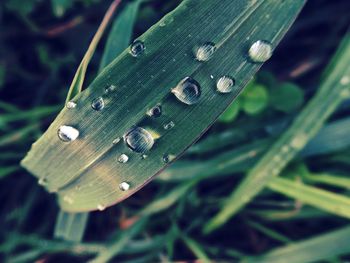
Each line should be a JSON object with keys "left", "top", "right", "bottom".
{"left": 245, "top": 226, "right": 350, "bottom": 263}
{"left": 204, "top": 32, "right": 350, "bottom": 233}
{"left": 21, "top": 0, "right": 305, "bottom": 212}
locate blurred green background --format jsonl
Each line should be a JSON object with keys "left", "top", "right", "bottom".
{"left": 1, "top": 0, "right": 350, "bottom": 262}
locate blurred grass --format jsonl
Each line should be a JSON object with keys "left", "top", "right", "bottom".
{"left": 1, "top": 0, "right": 350, "bottom": 262}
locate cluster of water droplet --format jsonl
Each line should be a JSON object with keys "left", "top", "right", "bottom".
{"left": 56, "top": 38, "right": 274, "bottom": 203}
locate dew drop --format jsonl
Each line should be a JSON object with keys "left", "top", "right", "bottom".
{"left": 38, "top": 177, "right": 47, "bottom": 186}
{"left": 147, "top": 105, "right": 162, "bottom": 118}
{"left": 63, "top": 195, "right": 73, "bottom": 204}
{"left": 164, "top": 121, "right": 175, "bottom": 130}
{"left": 58, "top": 125, "right": 79, "bottom": 142}
{"left": 216, "top": 76, "right": 236, "bottom": 93}
{"left": 91, "top": 97, "right": 105, "bottom": 111}
{"left": 141, "top": 154, "right": 148, "bottom": 159}
{"left": 248, "top": 40, "right": 273, "bottom": 63}
{"left": 194, "top": 42, "right": 216, "bottom": 62}
{"left": 163, "top": 153, "right": 175, "bottom": 163}
{"left": 66, "top": 101, "right": 77, "bottom": 109}
{"left": 172, "top": 77, "right": 201, "bottom": 105}
{"left": 105, "top": 85, "right": 117, "bottom": 94}
{"left": 97, "top": 204, "right": 106, "bottom": 211}
{"left": 113, "top": 137, "right": 121, "bottom": 145}
{"left": 118, "top": 154, "right": 129, "bottom": 163}
{"left": 119, "top": 182, "right": 130, "bottom": 191}
{"left": 290, "top": 133, "right": 308, "bottom": 150}
{"left": 130, "top": 40, "right": 145, "bottom": 57}
{"left": 340, "top": 76, "right": 350, "bottom": 85}
{"left": 124, "top": 127, "right": 155, "bottom": 154}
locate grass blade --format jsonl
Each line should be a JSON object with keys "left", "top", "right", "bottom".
{"left": 21, "top": 0, "right": 306, "bottom": 212}
{"left": 65, "top": 0, "right": 122, "bottom": 102}
{"left": 204, "top": 32, "right": 350, "bottom": 233}
{"left": 245, "top": 226, "right": 350, "bottom": 263}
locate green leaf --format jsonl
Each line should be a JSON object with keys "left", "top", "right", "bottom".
{"left": 268, "top": 177, "right": 350, "bottom": 219}
{"left": 204, "top": 33, "right": 350, "bottom": 234}
{"left": 241, "top": 84, "right": 269, "bottom": 115}
{"left": 270, "top": 82, "right": 305, "bottom": 113}
{"left": 21, "top": 0, "right": 306, "bottom": 212}
{"left": 218, "top": 100, "right": 240, "bottom": 123}
{"left": 99, "top": 0, "right": 142, "bottom": 72}
{"left": 245, "top": 226, "right": 350, "bottom": 263}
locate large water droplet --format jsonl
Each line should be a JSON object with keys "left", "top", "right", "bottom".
{"left": 248, "top": 40, "right": 273, "bottom": 63}
{"left": 194, "top": 42, "right": 216, "bottom": 62}
{"left": 147, "top": 105, "right": 162, "bottom": 118}
{"left": 58, "top": 125, "right": 79, "bottom": 142}
{"left": 124, "top": 127, "right": 155, "bottom": 153}
{"left": 119, "top": 182, "right": 130, "bottom": 191}
{"left": 66, "top": 101, "right": 77, "bottom": 109}
{"left": 172, "top": 77, "right": 201, "bottom": 105}
{"left": 216, "top": 76, "right": 236, "bottom": 93}
{"left": 130, "top": 40, "right": 145, "bottom": 57}
{"left": 91, "top": 97, "right": 105, "bottom": 111}
{"left": 118, "top": 154, "right": 129, "bottom": 163}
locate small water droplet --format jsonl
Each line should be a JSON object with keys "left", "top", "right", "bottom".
{"left": 141, "top": 154, "right": 148, "bottom": 159}
{"left": 124, "top": 127, "right": 155, "bottom": 153}
{"left": 63, "top": 195, "right": 73, "bottom": 204}
{"left": 164, "top": 121, "right": 175, "bottom": 130}
{"left": 163, "top": 153, "right": 175, "bottom": 163}
{"left": 130, "top": 40, "right": 145, "bottom": 57}
{"left": 105, "top": 85, "right": 117, "bottom": 94}
{"left": 58, "top": 125, "right": 79, "bottom": 142}
{"left": 248, "top": 40, "right": 273, "bottom": 63}
{"left": 118, "top": 154, "right": 129, "bottom": 163}
{"left": 147, "top": 105, "right": 162, "bottom": 118}
{"left": 119, "top": 182, "right": 130, "bottom": 191}
{"left": 97, "top": 204, "right": 106, "bottom": 211}
{"left": 290, "top": 133, "right": 308, "bottom": 150}
{"left": 194, "top": 42, "right": 216, "bottom": 61}
{"left": 38, "top": 177, "right": 47, "bottom": 186}
{"left": 66, "top": 101, "right": 77, "bottom": 109}
{"left": 91, "top": 97, "right": 105, "bottom": 111}
{"left": 216, "top": 76, "right": 236, "bottom": 93}
{"left": 172, "top": 77, "right": 201, "bottom": 105}
{"left": 340, "top": 76, "right": 350, "bottom": 85}
{"left": 113, "top": 137, "right": 121, "bottom": 144}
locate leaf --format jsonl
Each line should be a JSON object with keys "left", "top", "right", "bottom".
{"left": 268, "top": 177, "right": 350, "bottom": 219}
{"left": 99, "top": 0, "right": 142, "bottom": 72}
{"left": 218, "top": 99, "right": 240, "bottom": 123}
{"left": 204, "top": 33, "right": 350, "bottom": 234}
{"left": 270, "top": 82, "right": 305, "bottom": 113}
{"left": 21, "top": 0, "right": 306, "bottom": 212}
{"left": 65, "top": 0, "right": 122, "bottom": 103}
{"left": 241, "top": 83, "right": 269, "bottom": 115}
{"left": 245, "top": 226, "right": 350, "bottom": 263}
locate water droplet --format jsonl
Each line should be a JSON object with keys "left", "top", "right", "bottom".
{"left": 164, "top": 121, "right": 175, "bottom": 130}
{"left": 113, "top": 137, "right": 121, "bottom": 144}
{"left": 163, "top": 154, "right": 175, "bottom": 163}
{"left": 105, "top": 85, "right": 117, "bottom": 94}
{"left": 141, "top": 154, "right": 148, "bottom": 159}
{"left": 58, "top": 125, "right": 79, "bottom": 142}
{"left": 97, "top": 204, "right": 106, "bottom": 211}
{"left": 63, "top": 195, "right": 73, "bottom": 204}
{"left": 66, "top": 101, "right": 77, "bottom": 109}
{"left": 147, "top": 105, "right": 162, "bottom": 118}
{"left": 118, "top": 154, "right": 129, "bottom": 163}
{"left": 216, "top": 76, "right": 236, "bottom": 93}
{"left": 119, "top": 182, "right": 130, "bottom": 191}
{"left": 248, "top": 40, "right": 273, "bottom": 63}
{"left": 91, "top": 97, "right": 105, "bottom": 111}
{"left": 172, "top": 77, "right": 201, "bottom": 105}
{"left": 124, "top": 127, "right": 155, "bottom": 153}
{"left": 194, "top": 42, "right": 216, "bottom": 62}
{"left": 340, "top": 76, "right": 350, "bottom": 85}
{"left": 290, "top": 133, "right": 308, "bottom": 150}
{"left": 130, "top": 40, "right": 145, "bottom": 57}
{"left": 38, "top": 177, "right": 47, "bottom": 186}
